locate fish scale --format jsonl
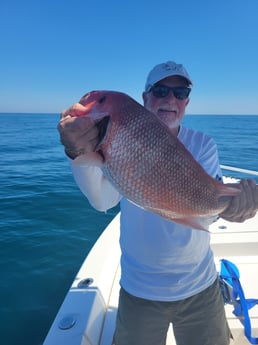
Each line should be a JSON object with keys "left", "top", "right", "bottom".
{"left": 75, "top": 90, "right": 241, "bottom": 230}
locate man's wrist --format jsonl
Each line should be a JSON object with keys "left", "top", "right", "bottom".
{"left": 65, "top": 147, "right": 85, "bottom": 160}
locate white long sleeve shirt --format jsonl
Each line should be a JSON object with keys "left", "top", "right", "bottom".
{"left": 71, "top": 125, "right": 222, "bottom": 301}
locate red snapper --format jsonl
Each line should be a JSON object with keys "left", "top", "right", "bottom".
{"left": 73, "top": 90, "right": 240, "bottom": 230}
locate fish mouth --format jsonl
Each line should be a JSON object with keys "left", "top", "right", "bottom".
{"left": 95, "top": 115, "right": 110, "bottom": 147}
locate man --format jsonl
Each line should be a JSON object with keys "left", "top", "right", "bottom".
{"left": 58, "top": 61, "right": 258, "bottom": 345}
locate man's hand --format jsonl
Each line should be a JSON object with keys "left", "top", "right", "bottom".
{"left": 58, "top": 103, "right": 99, "bottom": 159}
{"left": 219, "top": 179, "right": 258, "bottom": 222}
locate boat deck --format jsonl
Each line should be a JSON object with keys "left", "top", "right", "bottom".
{"left": 43, "top": 212, "right": 258, "bottom": 345}
{"left": 210, "top": 216, "right": 258, "bottom": 345}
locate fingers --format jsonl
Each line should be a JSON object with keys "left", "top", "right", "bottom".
{"left": 220, "top": 179, "right": 258, "bottom": 222}
{"left": 58, "top": 105, "right": 99, "bottom": 159}
{"left": 61, "top": 103, "right": 89, "bottom": 119}
{"left": 246, "top": 179, "right": 258, "bottom": 218}
{"left": 251, "top": 179, "right": 258, "bottom": 206}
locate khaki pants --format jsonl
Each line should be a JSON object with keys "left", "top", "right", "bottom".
{"left": 113, "top": 278, "right": 231, "bottom": 345}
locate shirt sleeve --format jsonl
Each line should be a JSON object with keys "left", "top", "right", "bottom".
{"left": 70, "top": 160, "right": 121, "bottom": 212}
{"left": 198, "top": 136, "right": 223, "bottom": 182}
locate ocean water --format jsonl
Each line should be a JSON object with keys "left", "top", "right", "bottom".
{"left": 1, "top": 113, "right": 258, "bottom": 345}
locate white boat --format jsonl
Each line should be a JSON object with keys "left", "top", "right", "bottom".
{"left": 43, "top": 166, "right": 258, "bottom": 345}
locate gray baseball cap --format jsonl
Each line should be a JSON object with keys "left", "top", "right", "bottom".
{"left": 145, "top": 61, "right": 193, "bottom": 91}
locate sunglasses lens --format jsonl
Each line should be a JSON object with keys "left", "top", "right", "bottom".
{"left": 152, "top": 85, "right": 169, "bottom": 98}
{"left": 173, "top": 87, "right": 191, "bottom": 100}
{"left": 151, "top": 85, "right": 190, "bottom": 99}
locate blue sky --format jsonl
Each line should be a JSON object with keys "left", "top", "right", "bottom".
{"left": 1, "top": 0, "right": 258, "bottom": 114}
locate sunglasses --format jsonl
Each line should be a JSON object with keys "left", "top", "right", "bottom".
{"left": 150, "top": 85, "right": 191, "bottom": 100}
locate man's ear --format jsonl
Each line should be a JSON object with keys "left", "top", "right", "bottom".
{"left": 142, "top": 91, "right": 148, "bottom": 104}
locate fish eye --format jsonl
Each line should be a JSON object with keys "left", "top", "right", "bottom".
{"left": 99, "top": 96, "right": 106, "bottom": 104}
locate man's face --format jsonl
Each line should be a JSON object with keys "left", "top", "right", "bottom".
{"left": 142, "top": 76, "right": 190, "bottom": 136}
